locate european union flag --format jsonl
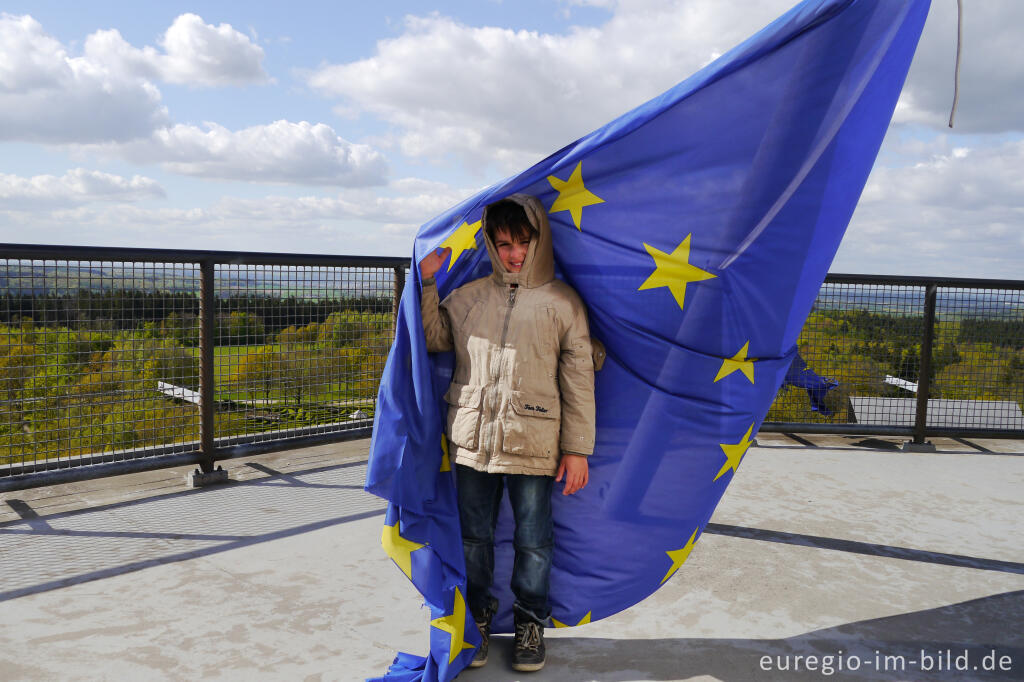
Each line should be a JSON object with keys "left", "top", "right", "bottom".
{"left": 365, "top": 1, "right": 930, "bottom": 678}
{"left": 784, "top": 352, "right": 840, "bottom": 415}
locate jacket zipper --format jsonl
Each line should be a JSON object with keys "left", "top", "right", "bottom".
{"left": 481, "top": 283, "right": 518, "bottom": 463}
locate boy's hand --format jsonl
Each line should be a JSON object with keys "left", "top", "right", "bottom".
{"left": 419, "top": 247, "right": 451, "bottom": 280}
{"left": 555, "top": 454, "right": 589, "bottom": 495}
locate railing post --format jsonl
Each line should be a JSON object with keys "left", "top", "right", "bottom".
{"left": 392, "top": 266, "right": 406, "bottom": 338}
{"left": 905, "top": 282, "right": 937, "bottom": 451}
{"left": 195, "top": 259, "right": 219, "bottom": 476}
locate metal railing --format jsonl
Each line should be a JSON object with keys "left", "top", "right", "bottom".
{"left": 1, "top": 245, "right": 1021, "bottom": 491}
{"left": 0, "top": 244, "right": 408, "bottom": 491}
{"left": 764, "top": 274, "right": 1024, "bottom": 444}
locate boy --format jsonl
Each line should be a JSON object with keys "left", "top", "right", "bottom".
{"left": 419, "top": 194, "right": 596, "bottom": 671}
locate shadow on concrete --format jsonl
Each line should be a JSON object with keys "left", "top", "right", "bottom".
{"left": 782, "top": 432, "right": 819, "bottom": 448}
{"left": 754, "top": 438, "right": 1023, "bottom": 457}
{"left": 954, "top": 437, "right": 993, "bottom": 453}
{"left": 0, "top": 508, "right": 385, "bottom": 603}
{"left": 242, "top": 461, "right": 366, "bottom": 490}
{"left": 704, "top": 524, "right": 1024, "bottom": 575}
{"left": 4, "top": 454, "right": 1022, "bottom": 607}
{"left": 478, "top": 591, "right": 1024, "bottom": 681}
{"left": 0, "top": 459, "right": 369, "bottom": 529}
{"left": 849, "top": 438, "right": 902, "bottom": 451}
{"left": 0, "top": 459, "right": 385, "bottom": 602}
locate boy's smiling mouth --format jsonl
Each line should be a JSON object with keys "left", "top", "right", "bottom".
{"left": 492, "top": 224, "right": 531, "bottom": 274}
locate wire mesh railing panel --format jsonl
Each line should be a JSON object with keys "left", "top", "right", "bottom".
{"left": 1, "top": 259, "right": 202, "bottom": 474}
{"left": 766, "top": 283, "right": 927, "bottom": 428}
{"left": 4, "top": 242, "right": 1021, "bottom": 488}
{"left": 929, "top": 286, "right": 1024, "bottom": 430}
{"left": 213, "top": 264, "right": 394, "bottom": 444}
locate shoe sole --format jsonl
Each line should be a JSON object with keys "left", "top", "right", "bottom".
{"left": 512, "top": 661, "right": 545, "bottom": 672}
{"left": 469, "top": 657, "right": 487, "bottom": 668}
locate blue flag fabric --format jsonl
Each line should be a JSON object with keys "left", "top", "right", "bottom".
{"left": 784, "top": 352, "right": 840, "bottom": 415}
{"left": 365, "top": 1, "right": 930, "bottom": 678}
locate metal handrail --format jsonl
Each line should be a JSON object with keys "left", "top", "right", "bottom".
{"left": 1, "top": 244, "right": 409, "bottom": 491}
{"left": 0, "top": 242, "right": 411, "bottom": 268}
{"left": 1, "top": 244, "right": 1021, "bottom": 491}
{"left": 823, "top": 272, "right": 1024, "bottom": 290}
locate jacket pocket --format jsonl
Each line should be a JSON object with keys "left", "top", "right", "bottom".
{"left": 445, "top": 382, "right": 484, "bottom": 450}
{"left": 501, "top": 391, "right": 560, "bottom": 457}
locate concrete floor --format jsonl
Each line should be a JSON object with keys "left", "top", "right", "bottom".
{"left": 0, "top": 434, "right": 1022, "bottom": 681}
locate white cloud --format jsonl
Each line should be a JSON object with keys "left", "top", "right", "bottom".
{"left": 0, "top": 13, "right": 168, "bottom": 143}
{"left": 0, "top": 169, "right": 164, "bottom": 208}
{"left": 83, "top": 13, "right": 268, "bottom": 87}
{"left": 837, "top": 137, "right": 1024, "bottom": 277}
{"left": 0, "top": 11, "right": 269, "bottom": 146}
{"left": 0, "top": 177, "right": 467, "bottom": 254}
{"left": 308, "top": 0, "right": 1024, "bottom": 172}
{"left": 0, "top": 12, "right": 268, "bottom": 145}
{"left": 863, "top": 140, "right": 1024, "bottom": 210}
{"left": 1, "top": 14, "right": 380, "bottom": 185}
{"left": 94, "top": 120, "right": 389, "bottom": 186}
{"left": 209, "top": 177, "right": 468, "bottom": 225}
{"left": 308, "top": 1, "right": 797, "bottom": 171}
{"left": 563, "top": 0, "right": 616, "bottom": 7}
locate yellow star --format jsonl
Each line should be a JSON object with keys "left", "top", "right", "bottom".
{"left": 638, "top": 235, "right": 716, "bottom": 311}
{"left": 547, "top": 161, "right": 604, "bottom": 230}
{"left": 552, "top": 611, "right": 592, "bottom": 628}
{"left": 439, "top": 433, "right": 451, "bottom": 473}
{"left": 441, "top": 219, "right": 482, "bottom": 271}
{"left": 714, "top": 423, "right": 755, "bottom": 482}
{"left": 381, "top": 521, "right": 425, "bottom": 580}
{"left": 661, "top": 528, "right": 699, "bottom": 585}
{"left": 430, "top": 587, "right": 476, "bottom": 664}
{"left": 714, "top": 341, "right": 756, "bottom": 384}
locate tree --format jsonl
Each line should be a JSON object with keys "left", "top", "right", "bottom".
{"left": 145, "top": 342, "right": 199, "bottom": 390}
{"left": 281, "top": 346, "right": 321, "bottom": 405}
{"left": 321, "top": 347, "right": 368, "bottom": 394}
{"left": 230, "top": 347, "right": 319, "bottom": 406}
{"left": 55, "top": 330, "right": 114, "bottom": 375}
{"left": 160, "top": 312, "right": 199, "bottom": 347}
{"left": 0, "top": 342, "right": 41, "bottom": 409}
{"left": 317, "top": 311, "right": 364, "bottom": 347}
{"left": 103, "top": 412, "right": 140, "bottom": 451}
{"left": 231, "top": 348, "right": 279, "bottom": 402}
{"left": 277, "top": 322, "right": 319, "bottom": 346}
{"left": 219, "top": 311, "right": 265, "bottom": 346}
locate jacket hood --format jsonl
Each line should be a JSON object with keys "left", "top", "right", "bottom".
{"left": 482, "top": 193, "right": 555, "bottom": 289}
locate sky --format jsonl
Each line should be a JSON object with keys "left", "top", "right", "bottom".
{"left": 0, "top": 0, "right": 1021, "bottom": 278}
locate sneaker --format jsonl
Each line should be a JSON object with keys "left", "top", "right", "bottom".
{"left": 469, "top": 614, "right": 490, "bottom": 668}
{"left": 512, "top": 620, "right": 546, "bottom": 672}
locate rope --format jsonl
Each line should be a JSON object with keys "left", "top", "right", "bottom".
{"left": 948, "top": 0, "right": 963, "bottom": 128}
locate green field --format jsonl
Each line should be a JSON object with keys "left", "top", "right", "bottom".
{"left": 2, "top": 305, "right": 1021, "bottom": 464}
{"left": 0, "top": 312, "right": 389, "bottom": 464}
{"left": 766, "top": 310, "right": 1024, "bottom": 423}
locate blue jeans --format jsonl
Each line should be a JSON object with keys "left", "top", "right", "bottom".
{"left": 456, "top": 464, "right": 554, "bottom": 625}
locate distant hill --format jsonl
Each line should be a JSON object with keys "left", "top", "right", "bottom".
{"left": 814, "top": 285, "right": 1023, "bottom": 320}
{"left": 0, "top": 262, "right": 399, "bottom": 300}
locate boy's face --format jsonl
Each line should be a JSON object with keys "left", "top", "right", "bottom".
{"left": 493, "top": 227, "right": 531, "bottom": 273}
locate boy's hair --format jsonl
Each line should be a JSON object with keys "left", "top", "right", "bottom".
{"left": 485, "top": 199, "right": 533, "bottom": 243}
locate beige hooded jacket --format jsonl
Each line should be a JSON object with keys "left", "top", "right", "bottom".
{"left": 421, "top": 194, "right": 596, "bottom": 476}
